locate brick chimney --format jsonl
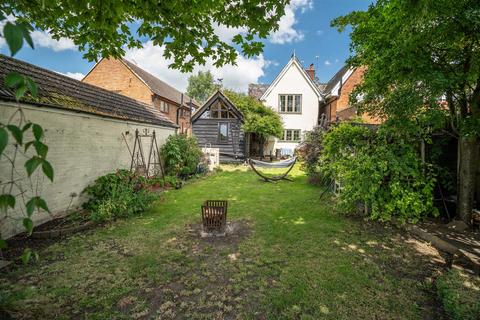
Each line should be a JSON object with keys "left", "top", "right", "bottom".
{"left": 305, "top": 63, "right": 315, "bottom": 81}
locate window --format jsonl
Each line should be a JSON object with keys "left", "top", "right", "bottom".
{"left": 159, "top": 100, "right": 169, "bottom": 113}
{"left": 279, "top": 94, "right": 302, "bottom": 113}
{"left": 218, "top": 123, "right": 229, "bottom": 143}
{"left": 282, "top": 129, "right": 301, "bottom": 141}
{"left": 210, "top": 101, "right": 231, "bottom": 119}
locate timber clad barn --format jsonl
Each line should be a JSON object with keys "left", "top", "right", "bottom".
{"left": 191, "top": 91, "right": 245, "bottom": 162}
{"left": 82, "top": 58, "right": 200, "bottom": 135}
{"left": 0, "top": 55, "right": 177, "bottom": 238}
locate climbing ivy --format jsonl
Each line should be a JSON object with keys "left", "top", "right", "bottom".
{"left": 0, "top": 15, "right": 54, "bottom": 263}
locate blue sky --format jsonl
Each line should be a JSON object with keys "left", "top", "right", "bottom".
{"left": 1, "top": 0, "right": 372, "bottom": 92}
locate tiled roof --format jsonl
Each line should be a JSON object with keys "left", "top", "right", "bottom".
{"left": 0, "top": 54, "right": 177, "bottom": 128}
{"left": 248, "top": 83, "right": 270, "bottom": 100}
{"left": 122, "top": 59, "right": 199, "bottom": 108}
{"left": 323, "top": 65, "right": 350, "bottom": 96}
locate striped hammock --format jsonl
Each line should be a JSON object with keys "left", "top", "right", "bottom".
{"left": 249, "top": 156, "right": 297, "bottom": 168}
{"left": 248, "top": 157, "right": 297, "bottom": 182}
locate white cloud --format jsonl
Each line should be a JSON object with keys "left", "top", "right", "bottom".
{"left": 212, "top": 23, "right": 247, "bottom": 44}
{"left": 335, "top": 59, "right": 340, "bottom": 64}
{"left": 324, "top": 60, "right": 332, "bottom": 66}
{"left": 316, "top": 30, "right": 324, "bottom": 36}
{"left": 31, "top": 30, "right": 76, "bottom": 51}
{"left": 269, "top": 0, "right": 313, "bottom": 44}
{"left": 56, "top": 71, "right": 85, "bottom": 80}
{"left": 124, "top": 41, "right": 268, "bottom": 93}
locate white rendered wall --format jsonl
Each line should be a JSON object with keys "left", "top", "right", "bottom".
{"left": 0, "top": 102, "right": 175, "bottom": 238}
{"left": 262, "top": 62, "right": 320, "bottom": 153}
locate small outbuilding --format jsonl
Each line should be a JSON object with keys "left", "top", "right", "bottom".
{"left": 191, "top": 91, "right": 245, "bottom": 162}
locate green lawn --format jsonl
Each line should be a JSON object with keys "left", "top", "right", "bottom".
{"left": 1, "top": 166, "right": 445, "bottom": 319}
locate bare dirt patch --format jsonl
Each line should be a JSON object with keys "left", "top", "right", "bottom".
{"left": 117, "top": 219, "right": 278, "bottom": 319}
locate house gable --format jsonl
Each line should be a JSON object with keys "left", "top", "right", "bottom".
{"left": 192, "top": 90, "right": 244, "bottom": 123}
{"left": 82, "top": 58, "right": 153, "bottom": 105}
{"left": 260, "top": 56, "right": 322, "bottom": 101}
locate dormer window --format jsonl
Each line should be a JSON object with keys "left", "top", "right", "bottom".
{"left": 279, "top": 94, "right": 302, "bottom": 113}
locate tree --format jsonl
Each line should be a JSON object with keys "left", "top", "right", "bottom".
{"left": 224, "top": 90, "right": 283, "bottom": 156}
{"left": 1, "top": 0, "right": 289, "bottom": 72}
{"left": 186, "top": 71, "right": 217, "bottom": 104}
{"left": 333, "top": 0, "right": 480, "bottom": 224}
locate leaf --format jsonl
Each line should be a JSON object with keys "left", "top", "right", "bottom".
{"left": 19, "top": 23, "right": 34, "bottom": 49}
{"left": 23, "top": 217, "right": 33, "bottom": 235}
{"left": 32, "top": 124, "right": 43, "bottom": 140}
{"left": 22, "top": 122, "right": 32, "bottom": 132}
{"left": 35, "top": 197, "right": 50, "bottom": 213}
{"left": 0, "top": 239, "right": 7, "bottom": 250}
{"left": 24, "top": 141, "right": 34, "bottom": 152}
{"left": 25, "top": 156, "right": 42, "bottom": 176}
{"left": 4, "top": 72, "right": 24, "bottom": 88}
{"left": 25, "top": 196, "right": 50, "bottom": 216}
{"left": 15, "top": 84, "right": 27, "bottom": 100}
{"left": 25, "top": 77, "right": 38, "bottom": 97}
{"left": 26, "top": 197, "right": 35, "bottom": 217}
{"left": 21, "top": 248, "right": 32, "bottom": 264}
{"left": 0, "top": 194, "right": 15, "bottom": 211}
{"left": 3, "top": 22, "right": 24, "bottom": 56}
{"left": 6, "top": 124, "right": 23, "bottom": 144}
{"left": 0, "top": 127, "right": 8, "bottom": 156}
{"left": 42, "top": 160, "right": 54, "bottom": 182}
{"left": 34, "top": 141, "right": 48, "bottom": 158}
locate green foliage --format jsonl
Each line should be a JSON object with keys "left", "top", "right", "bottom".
{"left": 317, "top": 123, "right": 438, "bottom": 222}
{"left": 297, "top": 127, "right": 326, "bottom": 183}
{"left": 436, "top": 269, "right": 480, "bottom": 320}
{"left": 0, "top": 15, "right": 51, "bottom": 264}
{"left": 224, "top": 90, "right": 283, "bottom": 138}
{"left": 82, "top": 170, "right": 155, "bottom": 222}
{"left": 332, "top": 0, "right": 479, "bottom": 137}
{"left": 186, "top": 71, "right": 217, "bottom": 104}
{"left": 161, "top": 134, "right": 202, "bottom": 177}
{"left": 2, "top": 1, "right": 289, "bottom": 72}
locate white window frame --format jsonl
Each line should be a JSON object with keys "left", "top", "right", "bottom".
{"left": 278, "top": 94, "right": 302, "bottom": 114}
{"left": 280, "top": 129, "right": 301, "bottom": 142}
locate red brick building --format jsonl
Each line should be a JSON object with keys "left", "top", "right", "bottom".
{"left": 83, "top": 58, "right": 199, "bottom": 134}
{"left": 319, "top": 66, "right": 380, "bottom": 125}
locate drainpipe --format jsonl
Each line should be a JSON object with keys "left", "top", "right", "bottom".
{"left": 177, "top": 94, "right": 183, "bottom": 133}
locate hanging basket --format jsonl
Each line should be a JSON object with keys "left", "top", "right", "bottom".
{"left": 201, "top": 200, "right": 228, "bottom": 232}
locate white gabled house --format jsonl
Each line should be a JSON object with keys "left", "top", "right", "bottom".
{"left": 250, "top": 54, "right": 324, "bottom": 155}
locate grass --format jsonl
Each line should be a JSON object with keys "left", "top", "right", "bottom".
{"left": 436, "top": 268, "right": 480, "bottom": 320}
{"left": 1, "top": 165, "right": 447, "bottom": 319}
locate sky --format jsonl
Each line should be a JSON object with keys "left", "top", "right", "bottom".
{"left": 0, "top": 0, "right": 373, "bottom": 93}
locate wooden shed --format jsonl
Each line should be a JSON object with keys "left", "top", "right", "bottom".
{"left": 191, "top": 91, "right": 245, "bottom": 162}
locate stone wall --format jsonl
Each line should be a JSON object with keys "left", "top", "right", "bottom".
{"left": 0, "top": 102, "right": 175, "bottom": 238}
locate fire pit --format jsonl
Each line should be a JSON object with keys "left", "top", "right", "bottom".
{"left": 201, "top": 200, "right": 228, "bottom": 234}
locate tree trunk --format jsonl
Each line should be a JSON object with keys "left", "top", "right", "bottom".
{"left": 259, "top": 136, "right": 265, "bottom": 159}
{"left": 457, "top": 135, "right": 479, "bottom": 223}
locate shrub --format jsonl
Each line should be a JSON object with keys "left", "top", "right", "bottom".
{"left": 436, "top": 269, "right": 480, "bottom": 320}
{"left": 82, "top": 170, "right": 156, "bottom": 222}
{"left": 316, "top": 123, "right": 437, "bottom": 222}
{"left": 297, "top": 127, "right": 326, "bottom": 184}
{"left": 161, "top": 134, "right": 202, "bottom": 177}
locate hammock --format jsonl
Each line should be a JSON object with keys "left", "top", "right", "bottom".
{"left": 248, "top": 156, "right": 297, "bottom": 182}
